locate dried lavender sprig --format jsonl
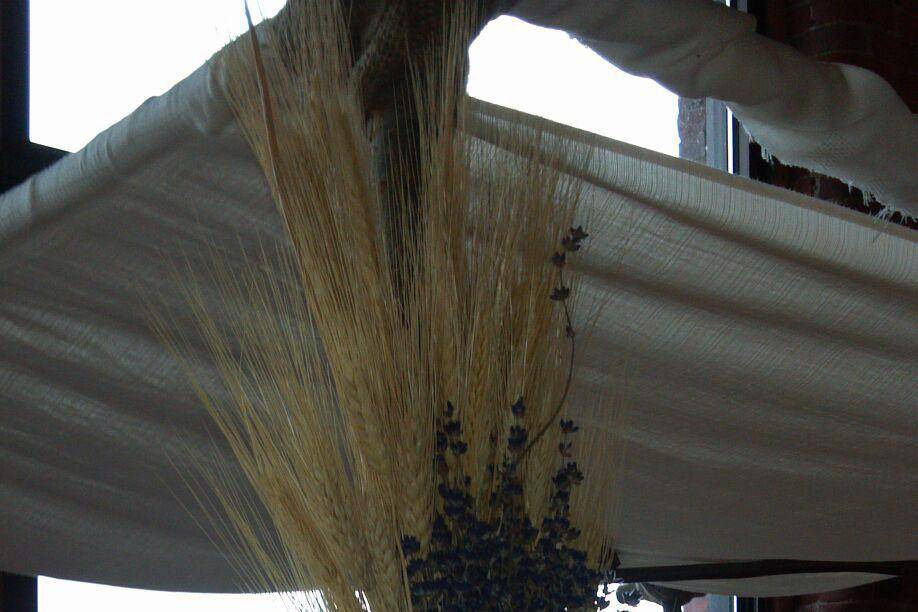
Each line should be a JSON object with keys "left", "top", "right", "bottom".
{"left": 513, "top": 226, "right": 587, "bottom": 465}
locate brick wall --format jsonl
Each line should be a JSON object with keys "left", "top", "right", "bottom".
{"left": 782, "top": 0, "right": 916, "bottom": 111}
{"left": 750, "top": 0, "right": 916, "bottom": 228}
{"left": 754, "top": 1, "right": 917, "bottom": 599}
{"left": 678, "top": 98, "right": 707, "bottom": 164}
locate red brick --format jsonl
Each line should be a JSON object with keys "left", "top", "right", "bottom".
{"left": 873, "top": 33, "right": 915, "bottom": 64}
{"left": 770, "top": 598, "right": 798, "bottom": 612}
{"left": 783, "top": 0, "right": 911, "bottom": 35}
{"left": 789, "top": 22, "right": 873, "bottom": 56}
{"left": 799, "top": 603, "right": 913, "bottom": 612}
{"left": 753, "top": 0, "right": 918, "bottom": 211}
{"left": 867, "top": 1, "right": 898, "bottom": 31}
{"left": 797, "top": 578, "right": 918, "bottom": 609}
{"left": 900, "top": 6, "right": 918, "bottom": 41}
{"left": 786, "top": 0, "right": 869, "bottom": 34}
{"left": 815, "top": 51, "right": 889, "bottom": 76}
{"left": 814, "top": 43, "right": 917, "bottom": 112}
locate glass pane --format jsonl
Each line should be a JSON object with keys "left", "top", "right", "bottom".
{"left": 29, "top": 0, "right": 286, "bottom": 152}
{"left": 32, "top": 8, "right": 677, "bottom": 157}
{"left": 39, "top": 577, "right": 663, "bottom": 611}
{"left": 468, "top": 16, "right": 679, "bottom": 156}
{"left": 39, "top": 577, "right": 296, "bottom": 612}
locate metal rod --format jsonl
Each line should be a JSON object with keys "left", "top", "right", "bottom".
{"left": 613, "top": 559, "right": 918, "bottom": 583}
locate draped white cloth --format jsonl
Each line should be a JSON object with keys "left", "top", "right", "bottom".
{"left": 511, "top": 0, "right": 918, "bottom": 216}
{"left": 1, "top": 12, "right": 916, "bottom": 600}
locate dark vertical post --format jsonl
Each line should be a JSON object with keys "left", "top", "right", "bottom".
{"left": 737, "top": 596, "right": 775, "bottom": 612}
{"left": 1, "top": 0, "right": 65, "bottom": 192}
{"left": 0, "top": 574, "right": 38, "bottom": 612}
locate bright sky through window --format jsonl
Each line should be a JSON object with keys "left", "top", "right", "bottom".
{"left": 30, "top": 5, "right": 678, "bottom": 155}
{"left": 28, "top": 0, "right": 288, "bottom": 152}
{"left": 39, "top": 576, "right": 663, "bottom": 611}
{"left": 39, "top": 577, "right": 289, "bottom": 612}
{"left": 468, "top": 16, "right": 678, "bottom": 156}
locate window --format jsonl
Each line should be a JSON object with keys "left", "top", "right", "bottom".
{"left": 39, "top": 577, "right": 291, "bottom": 612}
{"left": 28, "top": 0, "right": 286, "bottom": 152}
{"left": 7, "top": 1, "right": 702, "bottom": 193}
{"left": 27, "top": 8, "right": 679, "bottom": 157}
{"left": 37, "top": 577, "right": 663, "bottom": 612}
{"left": 468, "top": 16, "right": 680, "bottom": 157}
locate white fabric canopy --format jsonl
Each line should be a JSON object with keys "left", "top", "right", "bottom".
{"left": 511, "top": 0, "right": 918, "bottom": 216}
{"left": 1, "top": 6, "right": 916, "bottom": 599}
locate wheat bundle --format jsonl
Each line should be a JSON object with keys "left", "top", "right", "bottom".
{"left": 153, "top": 1, "right": 618, "bottom": 609}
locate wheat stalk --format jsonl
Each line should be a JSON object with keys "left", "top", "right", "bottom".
{"left": 148, "top": 1, "right": 618, "bottom": 608}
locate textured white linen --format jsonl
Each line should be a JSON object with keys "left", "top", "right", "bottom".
{"left": 1, "top": 28, "right": 916, "bottom": 599}
{"left": 511, "top": 0, "right": 918, "bottom": 216}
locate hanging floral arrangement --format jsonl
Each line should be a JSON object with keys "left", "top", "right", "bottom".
{"left": 151, "top": 1, "right": 619, "bottom": 609}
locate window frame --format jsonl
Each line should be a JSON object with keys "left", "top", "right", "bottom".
{"left": 1, "top": 0, "right": 67, "bottom": 193}
{"left": 1, "top": 573, "right": 37, "bottom": 612}
{"left": 2, "top": 6, "right": 62, "bottom": 611}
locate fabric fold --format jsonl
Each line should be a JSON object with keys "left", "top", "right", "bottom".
{"left": 509, "top": 0, "right": 917, "bottom": 215}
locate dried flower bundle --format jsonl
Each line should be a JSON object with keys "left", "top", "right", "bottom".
{"left": 152, "top": 1, "right": 618, "bottom": 609}
{"left": 399, "top": 228, "right": 614, "bottom": 611}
